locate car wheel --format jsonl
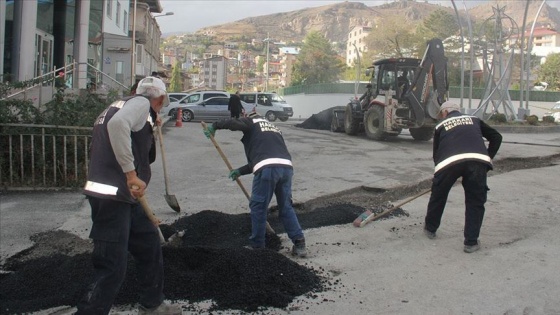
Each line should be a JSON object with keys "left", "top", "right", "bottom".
{"left": 182, "top": 110, "right": 194, "bottom": 122}
{"left": 266, "top": 111, "right": 277, "bottom": 122}
{"left": 169, "top": 109, "right": 176, "bottom": 119}
{"left": 279, "top": 117, "right": 289, "bottom": 122}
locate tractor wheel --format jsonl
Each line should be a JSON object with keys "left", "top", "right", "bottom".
{"left": 364, "top": 105, "right": 386, "bottom": 140}
{"left": 409, "top": 126, "right": 434, "bottom": 141}
{"left": 344, "top": 103, "right": 360, "bottom": 135}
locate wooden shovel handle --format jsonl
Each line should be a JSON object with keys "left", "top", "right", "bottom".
{"left": 156, "top": 126, "right": 172, "bottom": 194}
{"left": 201, "top": 121, "right": 275, "bottom": 234}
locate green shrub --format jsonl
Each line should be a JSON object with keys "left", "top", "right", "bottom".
{"left": 542, "top": 116, "right": 556, "bottom": 124}
{"left": 489, "top": 113, "right": 507, "bottom": 123}
{"left": 526, "top": 115, "right": 539, "bottom": 125}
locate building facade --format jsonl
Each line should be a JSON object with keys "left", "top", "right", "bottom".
{"left": 346, "top": 25, "right": 371, "bottom": 67}
{"left": 199, "top": 56, "right": 227, "bottom": 90}
{"left": 1, "top": 0, "right": 165, "bottom": 91}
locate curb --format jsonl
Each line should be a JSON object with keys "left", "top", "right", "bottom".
{"left": 491, "top": 124, "right": 560, "bottom": 133}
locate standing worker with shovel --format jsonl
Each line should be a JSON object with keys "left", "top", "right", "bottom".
{"left": 203, "top": 109, "right": 307, "bottom": 257}
{"left": 79, "top": 77, "right": 181, "bottom": 315}
{"left": 423, "top": 101, "right": 502, "bottom": 253}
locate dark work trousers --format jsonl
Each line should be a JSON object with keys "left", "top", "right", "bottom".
{"left": 425, "top": 161, "right": 489, "bottom": 246}
{"left": 76, "top": 197, "right": 164, "bottom": 315}
{"left": 230, "top": 111, "right": 240, "bottom": 118}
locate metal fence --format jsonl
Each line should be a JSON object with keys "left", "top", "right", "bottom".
{"left": 279, "top": 83, "right": 560, "bottom": 102}
{"left": 0, "top": 123, "right": 92, "bottom": 190}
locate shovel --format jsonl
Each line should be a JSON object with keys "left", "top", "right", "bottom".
{"left": 354, "top": 188, "right": 431, "bottom": 228}
{"left": 156, "top": 126, "right": 181, "bottom": 212}
{"left": 132, "top": 185, "right": 166, "bottom": 244}
{"left": 201, "top": 121, "right": 276, "bottom": 234}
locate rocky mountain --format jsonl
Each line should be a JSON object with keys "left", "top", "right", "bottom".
{"left": 194, "top": 0, "right": 560, "bottom": 43}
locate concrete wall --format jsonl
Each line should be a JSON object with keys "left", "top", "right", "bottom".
{"left": 282, "top": 93, "right": 556, "bottom": 120}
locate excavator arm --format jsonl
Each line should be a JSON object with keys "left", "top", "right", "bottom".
{"left": 404, "top": 38, "right": 448, "bottom": 127}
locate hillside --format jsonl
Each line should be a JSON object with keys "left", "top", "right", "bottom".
{"left": 193, "top": 0, "right": 560, "bottom": 43}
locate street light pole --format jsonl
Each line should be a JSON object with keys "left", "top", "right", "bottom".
{"left": 131, "top": 0, "right": 137, "bottom": 86}
{"left": 264, "top": 33, "right": 270, "bottom": 91}
{"left": 153, "top": 12, "right": 174, "bottom": 18}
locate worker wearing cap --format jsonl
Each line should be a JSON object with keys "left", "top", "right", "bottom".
{"left": 79, "top": 77, "right": 181, "bottom": 314}
{"left": 423, "top": 101, "right": 502, "bottom": 253}
{"left": 203, "top": 108, "right": 307, "bottom": 257}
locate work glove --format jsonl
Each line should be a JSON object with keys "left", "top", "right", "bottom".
{"left": 203, "top": 124, "right": 216, "bottom": 139}
{"left": 229, "top": 169, "right": 241, "bottom": 181}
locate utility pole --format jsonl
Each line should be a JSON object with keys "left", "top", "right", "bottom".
{"left": 264, "top": 33, "right": 270, "bottom": 91}
{"left": 131, "top": 0, "right": 137, "bottom": 86}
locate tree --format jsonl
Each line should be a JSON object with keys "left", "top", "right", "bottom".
{"left": 417, "top": 9, "right": 459, "bottom": 42}
{"left": 363, "top": 15, "right": 418, "bottom": 58}
{"left": 538, "top": 53, "right": 560, "bottom": 91}
{"left": 169, "top": 61, "right": 182, "bottom": 92}
{"left": 291, "top": 31, "right": 344, "bottom": 86}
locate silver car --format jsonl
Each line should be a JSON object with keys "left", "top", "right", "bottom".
{"left": 180, "top": 97, "right": 255, "bottom": 122}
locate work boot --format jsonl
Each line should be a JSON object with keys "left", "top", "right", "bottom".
{"left": 138, "top": 302, "right": 182, "bottom": 315}
{"left": 291, "top": 238, "right": 307, "bottom": 258}
{"left": 423, "top": 226, "right": 436, "bottom": 239}
{"left": 464, "top": 242, "right": 480, "bottom": 253}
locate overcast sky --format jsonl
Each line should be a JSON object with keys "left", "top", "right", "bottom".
{"left": 156, "top": 0, "right": 560, "bottom": 35}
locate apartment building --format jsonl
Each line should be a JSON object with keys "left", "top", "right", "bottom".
{"left": 0, "top": 0, "right": 165, "bottom": 89}
{"left": 101, "top": 0, "right": 132, "bottom": 86}
{"left": 199, "top": 55, "right": 228, "bottom": 90}
{"left": 346, "top": 25, "right": 371, "bottom": 67}
{"left": 278, "top": 47, "right": 299, "bottom": 87}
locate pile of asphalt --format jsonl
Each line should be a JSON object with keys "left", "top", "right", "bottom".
{"left": 295, "top": 106, "right": 345, "bottom": 131}
{"left": 0, "top": 197, "right": 410, "bottom": 314}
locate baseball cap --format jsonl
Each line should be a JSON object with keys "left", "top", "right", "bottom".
{"left": 136, "top": 76, "right": 170, "bottom": 107}
{"left": 438, "top": 101, "right": 460, "bottom": 114}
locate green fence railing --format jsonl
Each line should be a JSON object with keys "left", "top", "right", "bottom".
{"left": 279, "top": 84, "right": 560, "bottom": 102}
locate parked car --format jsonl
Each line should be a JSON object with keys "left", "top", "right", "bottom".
{"left": 180, "top": 96, "right": 255, "bottom": 122}
{"left": 168, "top": 92, "right": 190, "bottom": 103}
{"left": 239, "top": 92, "right": 293, "bottom": 122}
{"left": 161, "top": 90, "right": 229, "bottom": 119}
{"left": 543, "top": 101, "right": 560, "bottom": 122}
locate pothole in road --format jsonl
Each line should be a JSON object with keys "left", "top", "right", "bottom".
{"left": 1, "top": 154, "right": 558, "bottom": 314}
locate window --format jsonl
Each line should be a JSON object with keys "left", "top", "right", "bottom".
{"left": 123, "top": 11, "right": 127, "bottom": 32}
{"left": 136, "top": 44, "right": 143, "bottom": 63}
{"left": 115, "top": 61, "right": 124, "bottom": 83}
{"left": 116, "top": 2, "right": 121, "bottom": 27}
{"left": 185, "top": 94, "right": 201, "bottom": 103}
{"left": 106, "top": 0, "right": 112, "bottom": 18}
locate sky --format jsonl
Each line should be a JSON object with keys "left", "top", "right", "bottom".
{"left": 156, "top": 0, "right": 560, "bottom": 35}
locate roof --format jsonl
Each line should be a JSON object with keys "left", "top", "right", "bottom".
{"left": 372, "top": 58, "right": 421, "bottom": 66}
{"left": 139, "top": 0, "right": 163, "bottom": 13}
{"left": 279, "top": 47, "right": 299, "bottom": 55}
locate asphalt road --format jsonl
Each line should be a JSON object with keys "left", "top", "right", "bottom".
{"left": 1, "top": 119, "right": 560, "bottom": 314}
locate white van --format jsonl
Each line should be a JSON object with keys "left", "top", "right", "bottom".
{"left": 239, "top": 92, "right": 293, "bottom": 122}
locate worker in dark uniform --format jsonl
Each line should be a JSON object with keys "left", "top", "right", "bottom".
{"left": 397, "top": 72, "right": 409, "bottom": 98}
{"left": 228, "top": 90, "right": 243, "bottom": 118}
{"left": 359, "top": 83, "right": 373, "bottom": 109}
{"left": 423, "top": 101, "right": 502, "bottom": 253}
{"left": 203, "top": 109, "right": 307, "bottom": 257}
{"left": 79, "top": 77, "right": 181, "bottom": 315}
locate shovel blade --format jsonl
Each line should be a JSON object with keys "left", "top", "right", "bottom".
{"left": 164, "top": 194, "right": 181, "bottom": 212}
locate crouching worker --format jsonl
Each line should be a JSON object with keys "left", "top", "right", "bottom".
{"left": 79, "top": 77, "right": 181, "bottom": 315}
{"left": 203, "top": 109, "right": 307, "bottom": 257}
